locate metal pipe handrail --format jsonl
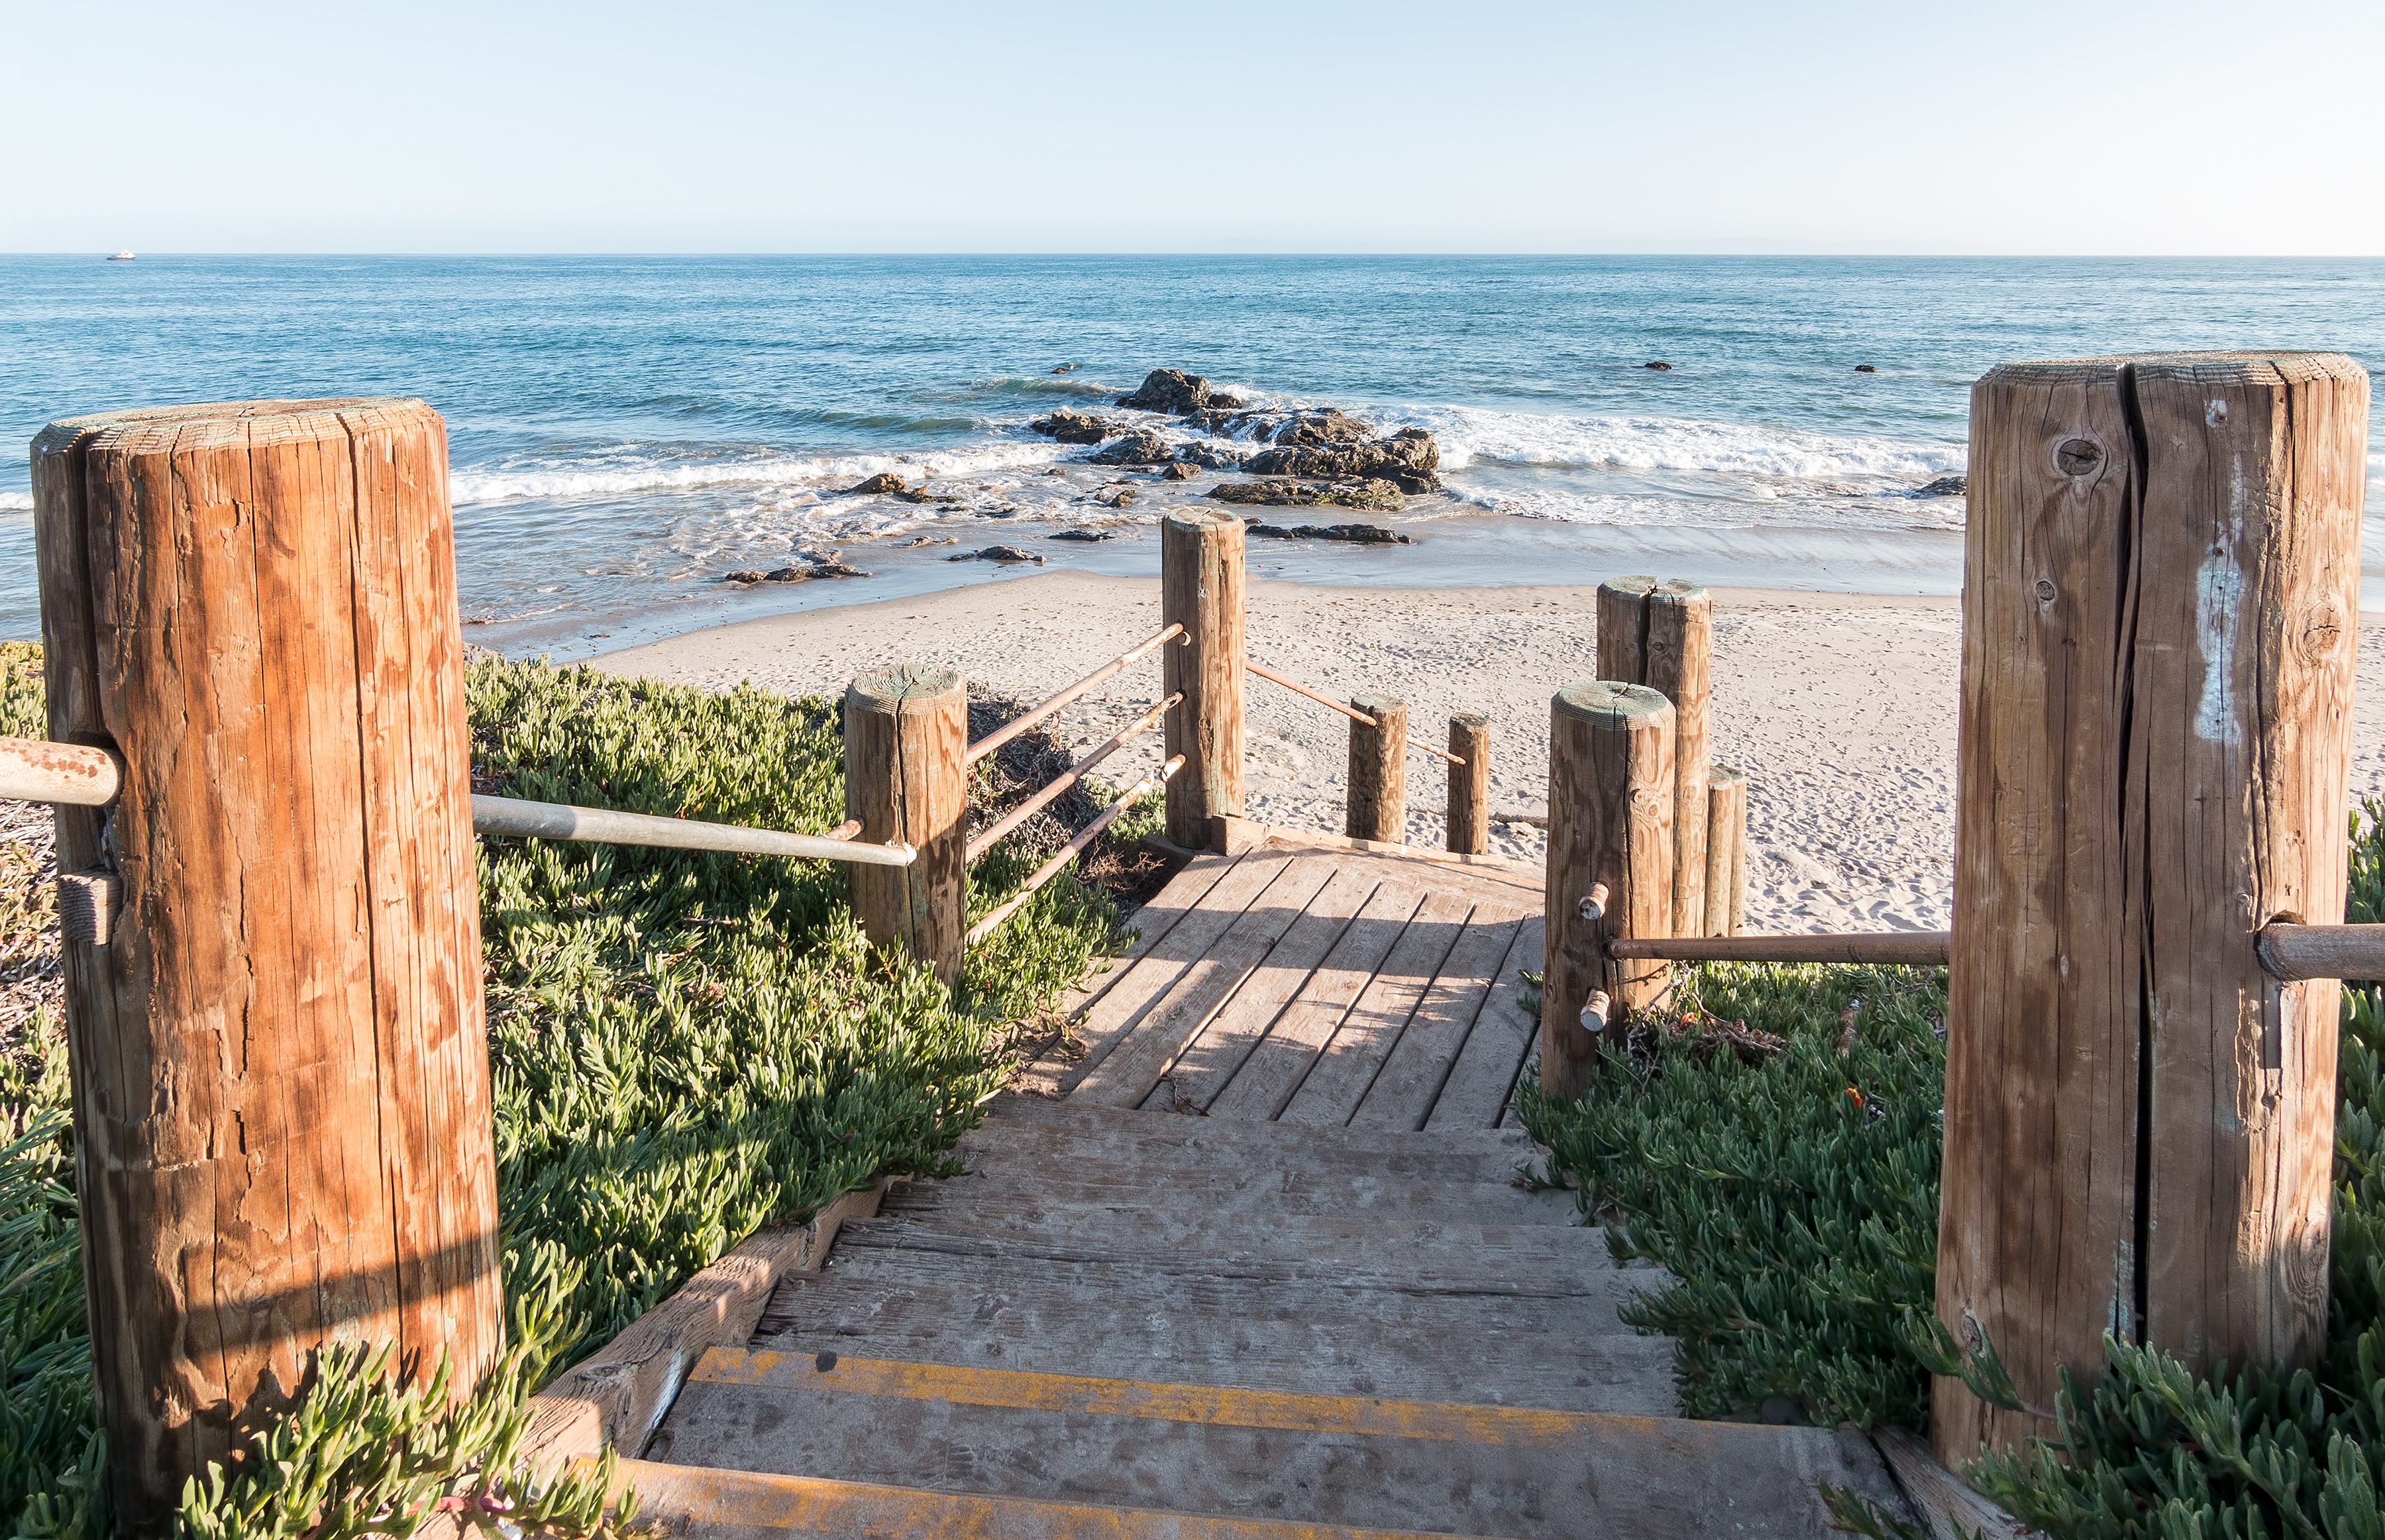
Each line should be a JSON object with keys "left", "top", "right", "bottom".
{"left": 471, "top": 794, "right": 915, "bottom": 866}
{"left": 965, "top": 623, "right": 1183, "bottom": 768}
{"left": 2258, "top": 923, "right": 2385, "bottom": 982}
{"left": 965, "top": 756, "right": 1183, "bottom": 947}
{"left": 965, "top": 694, "right": 1178, "bottom": 864}
{"left": 1245, "top": 660, "right": 1465, "bottom": 766}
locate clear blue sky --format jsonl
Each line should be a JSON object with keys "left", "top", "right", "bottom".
{"left": 4, "top": 0, "right": 2379, "bottom": 254}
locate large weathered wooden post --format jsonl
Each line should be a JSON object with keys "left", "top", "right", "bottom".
{"left": 1161, "top": 512, "right": 1246, "bottom": 851}
{"left": 1447, "top": 713, "right": 1491, "bottom": 856}
{"left": 1346, "top": 692, "right": 1408, "bottom": 844}
{"left": 1934, "top": 353, "right": 2366, "bottom": 1463}
{"left": 1597, "top": 577, "right": 1713, "bottom": 935}
{"left": 1542, "top": 682, "right": 1674, "bottom": 1097}
{"left": 30, "top": 399, "right": 502, "bottom": 1534}
{"left": 845, "top": 662, "right": 967, "bottom": 983}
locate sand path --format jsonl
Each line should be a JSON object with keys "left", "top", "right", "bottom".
{"left": 594, "top": 574, "right": 2385, "bottom": 934}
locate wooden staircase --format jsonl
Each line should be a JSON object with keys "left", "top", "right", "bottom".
{"left": 617, "top": 835, "right": 1923, "bottom": 1537}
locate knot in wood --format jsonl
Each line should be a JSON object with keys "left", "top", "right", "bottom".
{"left": 2054, "top": 437, "right": 2103, "bottom": 477}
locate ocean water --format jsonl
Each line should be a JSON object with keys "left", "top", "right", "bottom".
{"left": 3, "top": 254, "right": 2381, "bottom": 656}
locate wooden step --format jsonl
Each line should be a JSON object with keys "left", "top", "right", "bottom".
{"left": 887, "top": 1161, "right": 1575, "bottom": 1229}
{"left": 643, "top": 1351, "right": 1913, "bottom": 1539}
{"left": 752, "top": 1253, "right": 1674, "bottom": 1413}
{"left": 962, "top": 1100, "right": 1543, "bottom": 1184}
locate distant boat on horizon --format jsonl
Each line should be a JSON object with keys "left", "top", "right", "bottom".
{"left": 107, "top": 251, "right": 134, "bottom": 262}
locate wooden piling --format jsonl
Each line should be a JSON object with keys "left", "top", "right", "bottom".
{"left": 1705, "top": 765, "right": 1747, "bottom": 937}
{"left": 1446, "top": 713, "right": 1490, "bottom": 855}
{"left": 1161, "top": 513, "right": 1246, "bottom": 850}
{"left": 30, "top": 399, "right": 502, "bottom": 1534}
{"left": 1934, "top": 352, "right": 2366, "bottom": 1464}
{"left": 1346, "top": 692, "right": 1409, "bottom": 844}
{"left": 1599, "top": 576, "right": 1713, "bottom": 935}
{"left": 1542, "top": 682, "right": 1674, "bottom": 1097}
{"left": 844, "top": 663, "right": 968, "bottom": 984}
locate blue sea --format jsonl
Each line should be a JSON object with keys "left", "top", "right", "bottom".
{"left": 3, "top": 255, "right": 2382, "bottom": 657}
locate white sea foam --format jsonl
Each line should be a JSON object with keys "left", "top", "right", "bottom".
{"left": 450, "top": 439, "right": 1068, "bottom": 506}
{"left": 1375, "top": 403, "right": 1964, "bottom": 485}
{"left": 0, "top": 492, "right": 32, "bottom": 514}
{"left": 1450, "top": 484, "right": 1968, "bottom": 534}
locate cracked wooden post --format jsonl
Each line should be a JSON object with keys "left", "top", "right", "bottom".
{"left": 1161, "top": 511, "right": 1246, "bottom": 851}
{"left": 1542, "top": 681, "right": 1674, "bottom": 1098}
{"left": 31, "top": 399, "right": 502, "bottom": 1536}
{"left": 1703, "top": 764, "right": 1747, "bottom": 937}
{"left": 845, "top": 662, "right": 967, "bottom": 984}
{"left": 1597, "top": 576, "right": 1713, "bottom": 935}
{"left": 1346, "top": 692, "right": 1408, "bottom": 844}
{"left": 1934, "top": 352, "right": 2366, "bottom": 1465}
{"left": 1446, "top": 712, "right": 1490, "bottom": 855}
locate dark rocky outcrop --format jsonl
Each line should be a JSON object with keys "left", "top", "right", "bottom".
{"left": 1030, "top": 409, "right": 1113, "bottom": 444}
{"left": 1118, "top": 368, "right": 1212, "bottom": 415}
{"left": 724, "top": 554, "right": 872, "bottom": 583}
{"left": 949, "top": 545, "right": 1045, "bottom": 564}
{"left": 1089, "top": 429, "right": 1174, "bottom": 466}
{"left": 894, "top": 488, "right": 963, "bottom": 505}
{"left": 844, "top": 471, "right": 910, "bottom": 495}
{"left": 1246, "top": 521, "right": 1411, "bottom": 544}
{"left": 1175, "top": 440, "right": 1251, "bottom": 470}
{"left": 1644, "top": 361, "right": 1671, "bottom": 372}
{"left": 1271, "top": 409, "right": 1371, "bottom": 446}
{"left": 1854, "top": 364, "right": 1878, "bottom": 374}
{"left": 1049, "top": 529, "right": 1118, "bottom": 541}
{"left": 1244, "top": 427, "right": 1440, "bottom": 493}
{"left": 1915, "top": 474, "right": 1966, "bottom": 497}
{"left": 1157, "top": 461, "right": 1199, "bottom": 480}
{"left": 1206, "top": 477, "right": 1405, "bottom": 512}
{"left": 1051, "top": 363, "right": 1077, "bottom": 374}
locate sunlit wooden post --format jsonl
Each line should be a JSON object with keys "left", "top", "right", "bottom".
{"left": 1446, "top": 713, "right": 1490, "bottom": 855}
{"left": 1934, "top": 352, "right": 2366, "bottom": 1464}
{"left": 1161, "top": 512, "right": 1246, "bottom": 851}
{"left": 1346, "top": 692, "right": 1408, "bottom": 844}
{"left": 1542, "top": 681, "right": 1673, "bottom": 1097}
{"left": 1598, "top": 576, "right": 1713, "bottom": 935}
{"left": 31, "top": 399, "right": 502, "bottom": 1535}
{"left": 845, "top": 662, "right": 967, "bottom": 983}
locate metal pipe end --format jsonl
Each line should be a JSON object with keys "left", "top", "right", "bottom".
{"left": 1579, "top": 991, "right": 1612, "bottom": 1031}
{"left": 59, "top": 869, "right": 121, "bottom": 946}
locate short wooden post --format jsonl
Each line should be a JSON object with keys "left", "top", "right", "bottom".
{"left": 1447, "top": 713, "right": 1490, "bottom": 855}
{"left": 31, "top": 399, "right": 502, "bottom": 1534}
{"left": 1346, "top": 692, "right": 1408, "bottom": 844}
{"left": 1161, "top": 512, "right": 1246, "bottom": 850}
{"left": 844, "top": 663, "right": 968, "bottom": 984}
{"left": 1599, "top": 576, "right": 1713, "bottom": 935}
{"left": 1542, "top": 682, "right": 1674, "bottom": 1097}
{"left": 1704, "top": 765, "right": 1748, "bottom": 937}
{"left": 1934, "top": 352, "right": 2366, "bottom": 1464}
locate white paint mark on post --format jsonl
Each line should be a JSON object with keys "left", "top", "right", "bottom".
{"left": 2194, "top": 454, "right": 2249, "bottom": 745}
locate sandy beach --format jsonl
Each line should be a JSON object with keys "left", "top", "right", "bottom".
{"left": 594, "top": 574, "right": 2385, "bottom": 935}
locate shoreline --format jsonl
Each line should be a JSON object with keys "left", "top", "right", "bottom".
{"left": 590, "top": 572, "right": 2385, "bottom": 935}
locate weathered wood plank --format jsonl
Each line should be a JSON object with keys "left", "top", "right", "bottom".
{"left": 1145, "top": 863, "right": 1379, "bottom": 1111}
{"left": 1061, "top": 849, "right": 1291, "bottom": 1084}
{"left": 1057, "top": 851, "right": 1240, "bottom": 1021}
{"left": 1072, "top": 856, "right": 1340, "bottom": 1106}
{"left": 973, "top": 1094, "right": 1536, "bottom": 1166}
{"left": 1200, "top": 881, "right": 1428, "bottom": 1123}
{"left": 1425, "top": 917, "right": 1544, "bottom": 1131}
{"left": 1350, "top": 912, "right": 1522, "bottom": 1132}
{"left": 651, "top": 1354, "right": 1907, "bottom": 1540}
{"left": 892, "top": 1158, "right": 1575, "bottom": 1230}
{"left": 1279, "top": 890, "right": 1476, "bottom": 1127}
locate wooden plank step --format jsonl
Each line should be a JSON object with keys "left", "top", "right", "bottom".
{"left": 645, "top": 1351, "right": 1913, "bottom": 1539}
{"left": 1350, "top": 911, "right": 1524, "bottom": 1132}
{"left": 751, "top": 1258, "right": 1675, "bottom": 1413}
{"left": 1073, "top": 855, "right": 1344, "bottom": 1106}
{"left": 830, "top": 1213, "right": 1647, "bottom": 1294}
{"left": 1282, "top": 891, "right": 1477, "bottom": 1127}
{"left": 1424, "top": 917, "right": 1543, "bottom": 1132}
{"left": 884, "top": 1165, "right": 1576, "bottom": 1229}
{"left": 958, "top": 1102, "right": 1540, "bottom": 1184}
{"left": 613, "top": 1457, "right": 1481, "bottom": 1539}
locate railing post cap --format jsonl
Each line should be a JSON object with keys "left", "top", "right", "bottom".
{"left": 847, "top": 660, "right": 963, "bottom": 707}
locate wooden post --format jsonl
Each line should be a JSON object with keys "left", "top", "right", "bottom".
{"left": 1599, "top": 576, "right": 1713, "bottom": 935}
{"left": 1542, "top": 682, "right": 1674, "bottom": 1097}
{"left": 1161, "top": 512, "right": 1246, "bottom": 851}
{"left": 1447, "top": 713, "right": 1490, "bottom": 855}
{"left": 844, "top": 662, "right": 968, "bottom": 984}
{"left": 30, "top": 399, "right": 502, "bottom": 1535}
{"left": 1934, "top": 352, "right": 2366, "bottom": 1464}
{"left": 1705, "top": 764, "right": 1747, "bottom": 938}
{"left": 1346, "top": 692, "right": 1408, "bottom": 844}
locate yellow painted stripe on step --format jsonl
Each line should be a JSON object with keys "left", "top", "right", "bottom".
{"left": 692, "top": 1346, "right": 1642, "bottom": 1446}
{"left": 611, "top": 1459, "right": 1469, "bottom": 1539}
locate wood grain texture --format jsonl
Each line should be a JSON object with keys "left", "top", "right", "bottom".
{"left": 1934, "top": 352, "right": 2364, "bottom": 1463}
{"left": 1446, "top": 713, "right": 1491, "bottom": 855}
{"left": 1542, "top": 681, "right": 1674, "bottom": 1095}
{"left": 1161, "top": 513, "right": 1246, "bottom": 850}
{"left": 1595, "top": 575, "right": 1657, "bottom": 685}
{"left": 32, "top": 399, "right": 500, "bottom": 1534}
{"left": 1343, "top": 692, "right": 1408, "bottom": 844}
{"left": 1350, "top": 912, "right": 1522, "bottom": 1131}
{"left": 843, "top": 662, "right": 967, "bottom": 983}
{"left": 1705, "top": 765, "right": 1748, "bottom": 938}
{"left": 1281, "top": 890, "right": 1475, "bottom": 1126}
{"left": 1644, "top": 582, "right": 1713, "bottom": 937}
{"left": 1424, "top": 917, "right": 1543, "bottom": 1130}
